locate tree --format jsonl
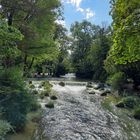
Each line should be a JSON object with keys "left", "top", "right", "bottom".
{"left": 70, "top": 20, "right": 99, "bottom": 78}
{"left": 105, "top": 0, "right": 140, "bottom": 88}
{"left": 0, "top": 20, "right": 23, "bottom": 68}
{"left": 87, "top": 26, "right": 112, "bottom": 82}
{"left": 0, "top": 0, "right": 61, "bottom": 75}
{"left": 53, "top": 24, "right": 71, "bottom": 76}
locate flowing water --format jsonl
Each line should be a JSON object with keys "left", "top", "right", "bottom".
{"left": 34, "top": 74, "right": 140, "bottom": 140}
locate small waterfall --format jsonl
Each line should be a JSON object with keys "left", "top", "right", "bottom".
{"left": 50, "top": 81, "right": 87, "bottom": 86}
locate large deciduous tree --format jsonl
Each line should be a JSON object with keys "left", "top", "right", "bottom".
{"left": 105, "top": 0, "right": 140, "bottom": 88}
{"left": 0, "top": 0, "right": 61, "bottom": 75}
{"left": 70, "top": 20, "right": 99, "bottom": 78}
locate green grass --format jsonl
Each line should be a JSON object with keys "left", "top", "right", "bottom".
{"left": 101, "top": 95, "right": 120, "bottom": 112}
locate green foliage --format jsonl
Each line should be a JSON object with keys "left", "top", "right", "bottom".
{"left": 71, "top": 20, "right": 98, "bottom": 78}
{"left": 71, "top": 20, "right": 111, "bottom": 80}
{"left": 30, "top": 99, "right": 41, "bottom": 112}
{"left": 40, "top": 91, "right": 50, "bottom": 99}
{"left": 0, "top": 20, "right": 23, "bottom": 68}
{"left": 42, "top": 81, "right": 52, "bottom": 92}
{"left": 0, "top": 68, "right": 33, "bottom": 130}
{"left": 29, "top": 84, "right": 35, "bottom": 89}
{"left": 134, "top": 108, "right": 140, "bottom": 120}
{"left": 87, "top": 27, "right": 111, "bottom": 81}
{"left": 0, "top": 67, "right": 25, "bottom": 89}
{"left": 107, "top": 72, "right": 127, "bottom": 91}
{"left": 116, "top": 96, "right": 140, "bottom": 108}
{"left": 0, "top": 120, "right": 13, "bottom": 140}
{"left": 105, "top": 0, "right": 140, "bottom": 87}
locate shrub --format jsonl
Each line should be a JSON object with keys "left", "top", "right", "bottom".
{"left": 107, "top": 72, "right": 127, "bottom": 92}
{"left": 42, "top": 91, "right": 50, "bottom": 97}
{"left": 39, "top": 91, "right": 50, "bottom": 99}
{"left": 0, "top": 68, "right": 34, "bottom": 131}
{"left": 0, "top": 120, "right": 13, "bottom": 140}
{"left": 133, "top": 108, "right": 140, "bottom": 120}
{"left": 30, "top": 102, "right": 41, "bottom": 112}
{"left": 116, "top": 96, "right": 139, "bottom": 108}
{"left": 42, "top": 81, "right": 52, "bottom": 92}
{"left": 30, "top": 96, "right": 41, "bottom": 111}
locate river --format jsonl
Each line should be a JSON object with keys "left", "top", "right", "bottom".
{"left": 34, "top": 74, "right": 140, "bottom": 140}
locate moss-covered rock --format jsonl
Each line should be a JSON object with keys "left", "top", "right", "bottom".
{"left": 86, "top": 82, "right": 93, "bottom": 88}
{"left": 45, "top": 101, "right": 54, "bottom": 108}
{"left": 100, "top": 90, "right": 111, "bottom": 96}
{"left": 50, "top": 95, "right": 58, "bottom": 100}
{"left": 29, "top": 81, "right": 32, "bottom": 85}
{"left": 59, "top": 82, "right": 65, "bottom": 87}
{"left": 42, "top": 91, "right": 50, "bottom": 97}
{"left": 101, "top": 92, "right": 107, "bottom": 96}
{"left": 88, "top": 91, "right": 95, "bottom": 94}
{"left": 29, "top": 84, "right": 35, "bottom": 89}
{"left": 116, "top": 101, "right": 125, "bottom": 108}
{"left": 94, "top": 83, "right": 104, "bottom": 90}
{"left": 32, "top": 90, "right": 38, "bottom": 95}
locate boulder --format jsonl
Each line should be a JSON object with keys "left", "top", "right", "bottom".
{"left": 88, "top": 91, "right": 95, "bottom": 94}
{"left": 45, "top": 101, "right": 54, "bottom": 108}
{"left": 59, "top": 82, "right": 65, "bottom": 87}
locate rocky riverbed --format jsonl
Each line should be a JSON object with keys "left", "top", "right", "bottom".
{"left": 34, "top": 82, "right": 140, "bottom": 140}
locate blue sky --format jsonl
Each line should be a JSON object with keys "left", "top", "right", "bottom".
{"left": 58, "top": 0, "right": 112, "bottom": 29}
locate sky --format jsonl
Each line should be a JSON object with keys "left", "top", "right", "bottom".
{"left": 57, "top": 0, "right": 112, "bottom": 29}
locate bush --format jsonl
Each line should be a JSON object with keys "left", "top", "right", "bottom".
{"left": 134, "top": 108, "right": 140, "bottom": 120}
{"left": 0, "top": 68, "right": 34, "bottom": 131}
{"left": 45, "top": 101, "right": 54, "bottom": 108}
{"left": 39, "top": 91, "right": 50, "bottom": 99}
{"left": 42, "top": 81, "right": 52, "bottom": 92}
{"left": 30, "top": 96, "right": 41, "bottom": 111}
{"left": 30, "top": 102, "right": 41, "bottom": 112}
{"left": 116, "top": 96, "right": 139, "bottom": 108}
{"left": 42, "top": 91, "right": 50, "bottom": 97}
{"left": 107, "top": 72, "right": 127, "bottom": 92}
{"left": 0, "top": 120, "right": 12, "bottom": 140}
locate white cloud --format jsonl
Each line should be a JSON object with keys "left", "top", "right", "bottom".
{"left": 62, "top": 0, "right": 83, "bottom": 8}
{"left": 55, "top": 19, "right": 66, "bottom": 27}
{"left": 77, "top": 7, "right": 84, "bottom": 13}
{"left": 61, "top": 0, "right": 95, "bottom": 19}
{"left": 85, "top": 8, "right": 95, "bottom": 19}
